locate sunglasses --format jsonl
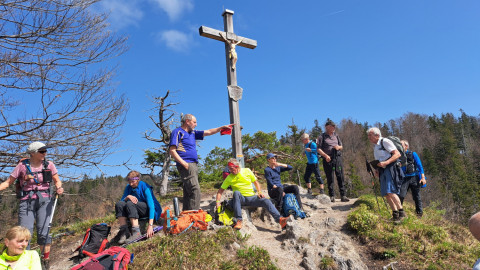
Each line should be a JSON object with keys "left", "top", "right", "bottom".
{"left": 38, "top": 150, "right": 47, "bottom": 154}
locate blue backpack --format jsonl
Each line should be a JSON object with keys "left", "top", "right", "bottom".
{"left": 282, "top": 193, "right": 306, "bottom": 219}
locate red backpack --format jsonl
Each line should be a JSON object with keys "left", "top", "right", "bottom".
{"left": 70, "top": 246, "right": 132, "bottom": 270}
{"left": 75, "top": 223, "right": 111, "bottom": 257}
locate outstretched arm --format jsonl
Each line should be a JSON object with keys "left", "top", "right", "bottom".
{"left": 204, "top": 124, "right": 233, "bottom": 136}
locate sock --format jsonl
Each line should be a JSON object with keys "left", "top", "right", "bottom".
{"left": 42, "top": 252, "right": 50, "bottom": 260}
{"left": 132, "top": 226, "right": 140, "bottom": 233}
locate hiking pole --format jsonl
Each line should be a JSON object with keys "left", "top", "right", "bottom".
{"left": 364, "top": 156, "right": 383, "bottom": 212}
{"left": 42, "top": 194, "right": 58, "bottom": 257}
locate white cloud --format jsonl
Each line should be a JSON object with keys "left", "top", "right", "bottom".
{"left": 150, "top": 0, "right": 194, "bottom": 21}
{"left": 99, "top": 0, "right": 144, "bottom": 30}
{"left": 157, "top": 30, "right": 192, "bottom": 52}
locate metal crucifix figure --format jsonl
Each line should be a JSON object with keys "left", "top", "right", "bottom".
{"left": 199, "top": 9, "right": 257, "bottom": 166}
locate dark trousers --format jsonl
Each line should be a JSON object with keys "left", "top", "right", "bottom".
{"left": 399, "top": 175, "right": 423, "bottom": 214}
{"left": 304, "top": 163, "right": 323, "bottom": 184}
{"left": 115, "top": 200, "right": 148, "bottom": 220}
{"left": 228, "top": 191, "right": 280, "bottom": 222}
{"left": 323, "top": 156, "right": 346, "bottom": 197}
{"left": 268, "top": 184, "right": 303, "bottom": 210}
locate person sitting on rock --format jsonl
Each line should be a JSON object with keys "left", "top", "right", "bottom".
{"left": 469, "top": 212, "right": 480, "bottom": 269}
{"left": 215, "top": 158, "right": 288, "bottom": 230}
{"left": 112, "top": 170, "right": 162, "bottom": 244}
{"left": 264, "top": 153, "right": 303, "bottom": 212}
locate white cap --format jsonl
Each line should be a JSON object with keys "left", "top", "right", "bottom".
{"left": 27, "top": 142, "right": 48, "bottom": 153}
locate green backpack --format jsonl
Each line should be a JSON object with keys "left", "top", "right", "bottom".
{"left": 215, "top": 201, "right": 234, "bottom": 226}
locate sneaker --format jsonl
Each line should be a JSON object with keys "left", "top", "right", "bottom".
{"left": 233, "top": 220, "right": 243, "bottom": 230}
{"left": 279, "top": 217, "right": 288, "bottom": 229}
{"left": 41, "top": 258, "right": 50, "bottom": 270}
{"left": 319, "top": 189, "right": 325, "bottom": 195}
{"left": 124, "top": 230, "right": 141, "bottom": 244}
{"left": 341, "top": 196, "right": 350, "bottom": 202}
{"left": 307, "top": 188, "right": 312, "bottom": 194}
{"left": 330, "top": 196, "right": 335, "bottom": 202}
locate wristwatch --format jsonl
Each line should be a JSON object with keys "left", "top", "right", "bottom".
{"left": 148, "top": 223, "right": 153, "bottom": 227}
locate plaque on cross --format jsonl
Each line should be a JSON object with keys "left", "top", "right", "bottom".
{"left": 199, "top": 9, "right": 257, "bottom": 165}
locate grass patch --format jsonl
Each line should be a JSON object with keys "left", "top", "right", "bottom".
{"left": 128, "top": 228, "right": 276, "bottom": 270}
{"left": 347, "top": 195, "right": 479, "bottom": 269}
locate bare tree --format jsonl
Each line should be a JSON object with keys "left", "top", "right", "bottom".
{"left": 0, "top": 0, "right": 128, "bottom": 176}
{"left": 143, "top": 90, "right": 179, "bottom": 196}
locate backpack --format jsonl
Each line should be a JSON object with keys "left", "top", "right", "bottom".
{"left": 75, "top": 223, "right": 111, "bottom": 257}
{"left": 380, "top": 136, "right": 406, "bottom": 166}
{"left": 162, "top": 207, "right": 208, "bottom": 235}
{"left": 15, "top": 159, "right": 51, "bottom": 198}
{"left": 282, "top": 193, "right": 306, "bottom": 219}
{"left": 214, "top": 201, "right": 234, "bottom": 226}
{"left": 405, "top": 151, "right": 417, "bottom": 174}
{"left": 70, "top": 246, "right": 133, "bottom": 270}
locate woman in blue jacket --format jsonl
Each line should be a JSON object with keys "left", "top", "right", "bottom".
{"left": 113, "top": 170, "right": 162, "bottom": 244}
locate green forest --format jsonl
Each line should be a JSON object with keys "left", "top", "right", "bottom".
{"left": 1, "top": 111, "right": 479, "bottom": 236}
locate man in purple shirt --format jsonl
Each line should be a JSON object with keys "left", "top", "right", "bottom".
{"left": 169, "top": 114, "right": 232, "bottom": 211}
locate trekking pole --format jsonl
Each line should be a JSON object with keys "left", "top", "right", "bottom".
{"left": 364, "top": 156, "right": 383, "bottom": 212}
{"left": 42, "top": 194, "right": 58, "bottom": 257}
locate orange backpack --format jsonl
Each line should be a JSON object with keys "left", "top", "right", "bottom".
{"left": 162, "top": 207, "right": 208, "bottom": 235}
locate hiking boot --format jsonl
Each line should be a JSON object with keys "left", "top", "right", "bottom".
{"left": 341, "top": 196, "right": 350, "bottom": 202}
{"left": 319, "top": 189, "right": 325, "bottom": 195}
{"left": 398, "top": 209, "right": 406, "bottom": 220}
{"left": 279, "top": 217, "right": 288, "bottom": 229}
{"left": 307, "top": 188, "right": 312, "bottom": 195}
{"left": 392, "top": 211, "right": 399, "bottom": 221}
{"left": 330, "top": 196, "right": 335, "bottom": 202}
{"left": 115, "top": 226, "right": 130, "bottom": 245}
{"left": 416, "top": 212, "right": 423, "bottom": 218}
{"left": 233, "top": 220, "right": 243, "bottom": 230}
{"left": 124, "top": 230, "right": 141, "bottom": 244}
{"left": 41, "top": 258, "right": 50, "bottom": 270}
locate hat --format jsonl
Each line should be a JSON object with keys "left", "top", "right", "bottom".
{"left": 266, "top": 153, "right": 277, "bottom": 160}
{"left": 325, "top": 120, "right": 336, "bottom": 127}
{"left": 27, "top": 142, "right": 48, "bottom": 153}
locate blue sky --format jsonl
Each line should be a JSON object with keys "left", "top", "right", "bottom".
{"left": 87, "top": 0, "right": 480, "bottom": 177}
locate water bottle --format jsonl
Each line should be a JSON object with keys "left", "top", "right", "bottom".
{"left": 173, "top": 197, "right": 180, "bottom": 216}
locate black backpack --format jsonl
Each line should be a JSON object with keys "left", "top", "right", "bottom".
{"left": 405, "top": 151, "right": 417, "bottom": 174}
{"left": 380, "top": 136, "right": 407, "bottom": 166}
{"left": 75, "top": 223, "right": 111, "bottom": 258}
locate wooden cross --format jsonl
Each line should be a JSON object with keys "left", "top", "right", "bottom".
{"left": 199, "top": 9, "right": 257, "bottom": 166}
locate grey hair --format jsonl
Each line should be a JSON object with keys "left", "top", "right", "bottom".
{"left": 401, "top": 140, "right": 409, "bottom": 148}
{"left": 228, "top": 158, "right": 241, "bottom": 168}
{"left": 366, "top": 127, "right": 381, "bottom": 137}
{"left": 300, "top": 133, "right": 310, "bottom": 140}
{"left": 181, "top": 114, "right": 194, "bottom": 125}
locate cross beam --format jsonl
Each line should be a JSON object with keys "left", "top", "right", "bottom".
{"left": 199, "top": 9, "right": 257, "bottom": 166}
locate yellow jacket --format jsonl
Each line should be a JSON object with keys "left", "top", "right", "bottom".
{"left": 0, "top": 250, "right": 41, "bottom": 270}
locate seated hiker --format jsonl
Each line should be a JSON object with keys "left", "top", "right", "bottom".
{"left": 1, "top": 226, "right": 41, "bottom": 270}
{"left": 215, "top": 158, "right": 288, "bottom": 230}
{"left": 112, "top": 170, "right": 162, "bottom": 244}
{"left": 264, "top": 153, "right": 303, "bottom": 211}
{"left": 470, "top": 212, "right": 480, "bottom": 270}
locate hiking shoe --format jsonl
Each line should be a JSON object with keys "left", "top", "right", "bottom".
{"left": 416, "top": 212, "right": 423, "bottom": 218}
{"left": 398, "top": 209, "right": 406, "bottom": 220}
{"left": 341, "top": 196, "right": 350, "bottom": 202}
{"left": 330, "top": 196, "right": 335, "bottom": 202}
{"left": 279, "top": 217, "right": 288, "bottom": 229}
{"left": 392, "top": 211, "right": 399, "bottom": 221}
{"left": 319, "top": 189, "right": 325, "bottom": 195}
{"left": 41, "top": 258, "right": 50, "bottom": 270}
{"left": 233, "top": 220, "right": 243, "bottom": 230}
{"left": 307, "top": 188, "right": 312, "bottom": 195}
{"left": 124, "top": 230, "right": 141, "bottom": 244}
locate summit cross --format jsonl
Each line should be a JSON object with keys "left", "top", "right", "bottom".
{"left": 199, "top": 9, "right": 257, "bottom": 166}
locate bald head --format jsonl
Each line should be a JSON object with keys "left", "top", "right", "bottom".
{"left": 469, "top": 212, "right": 480, "bottom": 241}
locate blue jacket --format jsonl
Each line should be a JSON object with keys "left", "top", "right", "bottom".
{"left": 120, "top": 181, "right": 162, "bottom": 221}
{"left": 264, "top": 165, "right": 293, "bottom": 191}
{"left": 304, "top": 141, "right": 319, "bottom": 164}
{"left": 401, "top": 150, "right": 425, "bottom": 178}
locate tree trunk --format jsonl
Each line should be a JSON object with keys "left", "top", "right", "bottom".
{"left": 159, "top": 152, "right": 172, "bottom": 196}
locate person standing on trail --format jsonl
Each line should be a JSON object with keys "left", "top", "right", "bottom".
{"left": 215, "top": 158, "right": 288, "bottom": 230}
{"left": 399, "top": 140, "right": 426, "bottom": 218}
{"left": 169, "top": 114, "right": 232, "bottom": 211}
{"left": 300, "top": 133, "right": 325, "bottom": 195}
{"left": 366, "top": 127, "right": 405, "bottom": 222}
{"left": 0, "top": 142, "right": 64, "bottom": 270}
{"left": 112, "top": 170, "right": 162, "bottom": 245}
{"left": 316, "top": 120, "right": 349, "bottom": 203}
{"left": 264, "top": 153, "right": 303, "bottom": 211}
